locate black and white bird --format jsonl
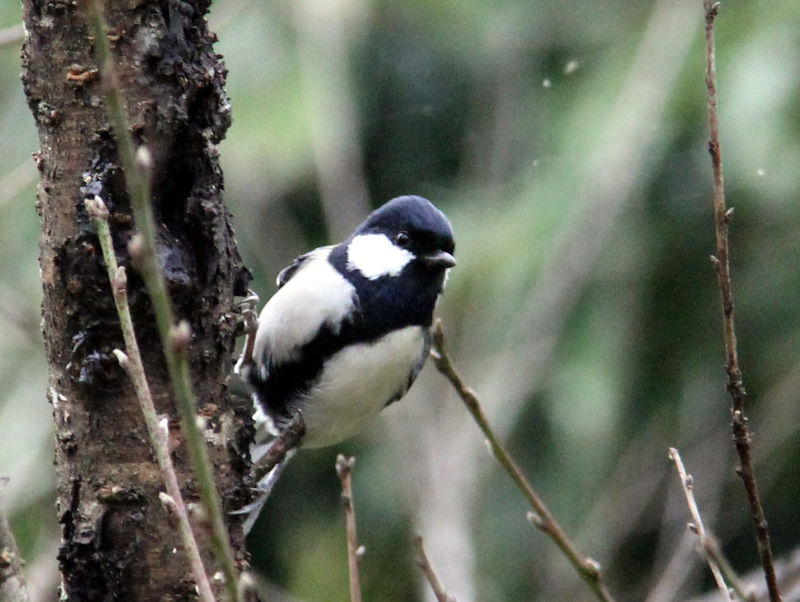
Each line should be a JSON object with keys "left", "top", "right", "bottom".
{"left": 236, "top": 195, "right": 455, "bottom": 529}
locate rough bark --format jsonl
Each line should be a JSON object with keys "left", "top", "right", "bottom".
{"left": 21, "top": 0, "right": 253, "bottom": 599}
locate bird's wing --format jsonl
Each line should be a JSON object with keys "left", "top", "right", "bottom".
{"left": 252, "top": 245, "right": 356, "bottom": 376}
{"left": 384, "top": 328, "right": 431, "bottom": 407}
{"left": 276, "top": 245, "right": 335, "bottom": 288}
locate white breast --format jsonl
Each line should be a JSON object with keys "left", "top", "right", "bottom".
{"left": 299, "top": 325, "right": 428, "bottom": 448}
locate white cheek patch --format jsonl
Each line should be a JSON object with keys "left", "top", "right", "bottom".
{"left": 346, "top": 233, "right": 414, "bottom": 280}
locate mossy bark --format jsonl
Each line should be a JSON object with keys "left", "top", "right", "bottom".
{"left": 21, "top": 0, "right": 253, "bottom": 598}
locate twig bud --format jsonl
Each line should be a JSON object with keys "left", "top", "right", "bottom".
{"left": 584, "top": 557, "right": 602, "bottom": 579}
{"left": 84, "top": 195, "right": 109, "bottom": 220}
{"left": 128, "top": 233, "right": 145, "bottom": 262}
{"left": 336, "top": 454, "right": 355, "bottom": 477}
{"left": 169, "top": 320, "right": 192, "bottom": 354}
{"left": 135, "top": 145, "right": 153, "bottom": 174}
{"left": 189, "top": 502, "right": 210, "bottom": 529}
{"left": 112, "top": 266, "right": 127, "bottom": 293}
{"left": 159, "top": 492, "right": 178, "bottom": 517}
{"left": 211, "top": 571, "right": 225, "bottom": 585}
{"left": 237, "top": 572, "right": 258, "bottom": 602}
{"left": 158, "top": 416, "right": 170, "bottom": 445}
{"left": 112, "top": 348, "right": 129, "bottom": 369}
{"left": 526, "top": 510, "right": 546, "bottom": 528}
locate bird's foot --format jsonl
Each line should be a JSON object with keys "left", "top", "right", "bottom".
{"left": 230, "top": 449, "right": 296, "bottom": 534}
{"left": 234, "top": 290, "right": 260, "bottom": 335}
{"left": 233, "top": 290, "right": 259, "bottom": 376}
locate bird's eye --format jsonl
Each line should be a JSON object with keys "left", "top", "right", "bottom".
{"left": 394, "top": 231, "right": 411, "bottom": 247}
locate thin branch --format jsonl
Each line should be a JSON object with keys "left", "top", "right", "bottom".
{"left": 335, "top": 455, "right": 362, "bottom": 602}
{"left": 430, "top": 320, "right": 615, "bottom": 602}
{"left": 85, "top": 197, "right": 215, "bottom": 602}
{"left": 0, "top": 478, "right": 31, "bottom": 602}
{"left": 702, "top": 3, "right": 781, "bottom": 601}
{"left": 80, "top": 1, "right": 239, "bottom": 598}
{"left": 251, "top": 412, "right": 306, "bottom": 484}
{"left": 413, "top": 534, "right": 456, "bottom": 602}
{"left": 668, "top": 448, "right": 755, "bottom": 601}
{"left": 670, "top": 448, "right": 728, "bottom": 596}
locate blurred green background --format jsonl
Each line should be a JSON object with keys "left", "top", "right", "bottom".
{"left": 2, "top": 0, "right": 800, "bottom": 600}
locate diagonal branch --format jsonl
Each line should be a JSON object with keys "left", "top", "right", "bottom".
{"left": 413, "top": 534, "right": 456, "bottom": 602}
{"left": 430, "top": 320, "right": 615, "bottom": 602}
{"left": 701, "top": 3, "right": 781, "bottom": 601}
{"left": 668, "top": 448, "right": 754, "bottom": 601}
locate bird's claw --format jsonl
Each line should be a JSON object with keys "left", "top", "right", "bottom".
{"left": 234, "top": 290, "right": 260, "bottom": 376}
{"left": 234, "top": 290, "right": 260, "bottom": 335}
{"left": 229, "top": 493, "right": 266, "bottom": 516}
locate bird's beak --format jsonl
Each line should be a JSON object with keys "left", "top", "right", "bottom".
{"left": 420, "top": 250, "right": 457, "bottom": 268}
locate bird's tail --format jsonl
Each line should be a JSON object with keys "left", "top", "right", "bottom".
{"left": 232, "top": 444, "right": 297, "bottom": 535}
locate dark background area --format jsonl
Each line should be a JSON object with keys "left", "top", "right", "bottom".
{"left": 1, "top": 0, "right": 799, "bottom": 600}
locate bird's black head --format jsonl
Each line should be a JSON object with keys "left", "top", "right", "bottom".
{"left": 326, "top": 195, "right": 455, "bottom": 333}
{"left": 352, "top": 195, "right": 456, "bottom": 271}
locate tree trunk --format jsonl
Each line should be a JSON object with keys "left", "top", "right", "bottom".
{"left": 21, "top": 0, "right": 253, "bottom": 598}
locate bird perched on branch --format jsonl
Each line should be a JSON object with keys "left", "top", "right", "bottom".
{"left": 235, "top": 195, "right": 455, "bottom": 530}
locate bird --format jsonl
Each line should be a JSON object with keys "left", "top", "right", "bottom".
{"left": 235, "top": 195, "right": 455, "bottom": 530}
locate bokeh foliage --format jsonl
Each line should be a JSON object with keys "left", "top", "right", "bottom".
{"left": 1, "top": 0, "right": 799, "bottom": 600}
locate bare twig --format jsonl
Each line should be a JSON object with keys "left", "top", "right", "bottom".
{"left": 251, "top": 412, "right": 306, "bottom": 484}
{"left": 701, "top": 4, "right": 781, "bottom": 601}
{"left": 413, "top": 534, "right": 456, "bottom": 602}
{"left": 0, "top": 478, "right": 31, "bottom": 602}
{"left": 688, "top": 548, "right": 800, "bottom": 602}
{"left": 85, "top": 198, "right": 215, "bottom": 602}
{"left": 430, "top": 320, "right": 615, "bottom": 602}
{"left": 335, "top": 455, "right": 362, "bottom": 602}
{"left": 668, "top": 448, "right": 755, "bottom": 601}
{"left": 80, "top": 1, "right": 239, "bottom": 598}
